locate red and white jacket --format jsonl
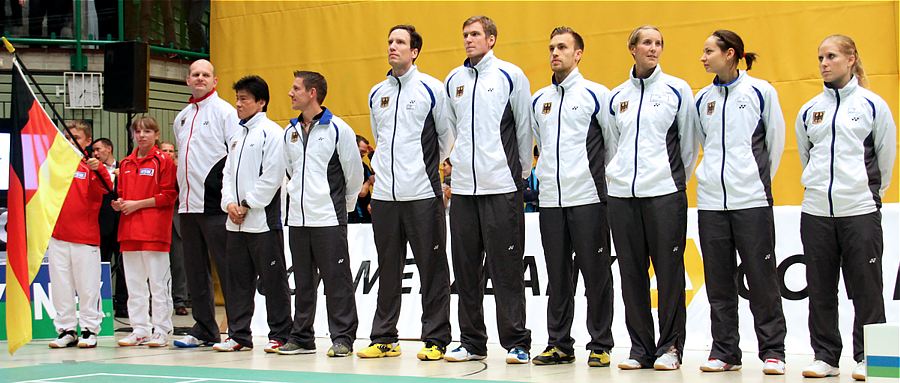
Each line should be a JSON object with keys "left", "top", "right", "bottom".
{"left": 52, "top": 159, "right": 113, "bottom": 246}
{"left": 116, "top": 146, "right": 178, "bottom": 252}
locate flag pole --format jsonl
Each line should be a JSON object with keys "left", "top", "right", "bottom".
{"left": 4, "top": 37, "right": 113, "bottom": 192}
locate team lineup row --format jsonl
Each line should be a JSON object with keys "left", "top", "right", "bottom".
{"left": 46, "top": 15, "right": 894, "bottom": 382}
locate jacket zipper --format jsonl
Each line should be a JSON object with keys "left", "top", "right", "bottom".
{"left": 299, "top": 123, "right": 310, "bottom": 226}
{"left": 828, "top": 89, "right": 840, "bottom": 217}
{"left": 234, "top": 124, "right": 249, "bottom": 230}
{"left": 720, "top": 87, "right": 729, "bottom": 210}
{"left": 183, "top": 104, "right": 200, "bottom": 209}
{"left": 391, "top": 77, "right": 401, "bottom": 201}
{"left": 632, "top": 79, "right": 645, "bottom": 198}
{"left": 556, "top": 86, "right": 565, "bottom": 207}
{"left": 471, "top": 68, "right": 479, "bottom": 194}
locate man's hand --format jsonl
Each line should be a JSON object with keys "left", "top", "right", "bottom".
{"left": 86, "top": 157, "right": 100, "bottom": 171}
{"left": 227, "top": 203, "right": 245, "bottom": 225}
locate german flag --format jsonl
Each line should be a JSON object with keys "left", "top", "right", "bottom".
{"left": 6, "top": 58, "right": 82, "bottom": 354}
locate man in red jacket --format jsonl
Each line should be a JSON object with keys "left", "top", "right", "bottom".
{"left": 48, "top": 120, "right": 112, "bottom": 349}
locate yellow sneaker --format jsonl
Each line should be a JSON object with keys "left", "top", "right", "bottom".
{"left": 417, "top": 342, "right": 445, "bottom": 361}
{"left": 588, "top": 350, "right": 611, "bottom": 367}
{"left": 356, "top": 342, "right": 401, "bottom": 358}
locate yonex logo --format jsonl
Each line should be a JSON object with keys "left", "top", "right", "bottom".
{"left": 139, "top": 168, "right": 155, "bottom": 176}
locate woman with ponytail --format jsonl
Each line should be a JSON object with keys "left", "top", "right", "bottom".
{"left": 694, "top": 29, "right": 787, "bottom": 375}
{"left": 796, "top": 35, "right": 895, "bottom": 381}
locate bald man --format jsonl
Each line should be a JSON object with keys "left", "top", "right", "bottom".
{"left": 172, "top": 59, "right": 239, "bottom": 348}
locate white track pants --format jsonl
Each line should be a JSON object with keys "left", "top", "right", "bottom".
{"left": 48, "top": 237, "right": 102, "bottom": 334}
{"left": 122, "top": 251, "right": 173, "bottom": 336}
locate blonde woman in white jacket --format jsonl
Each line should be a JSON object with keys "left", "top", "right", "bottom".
{"left": 694, "top": 30, "right": 787, "bottom": 375}
{"left": 604, "top": 25, "right": 699, "bottom": 371}
{"left": 797, "top": 35, "right": 896, "bottom": 381}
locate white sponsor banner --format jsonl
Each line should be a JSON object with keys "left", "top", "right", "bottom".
{"left": 251, "top": 204, "right": 899, "bottom": 355}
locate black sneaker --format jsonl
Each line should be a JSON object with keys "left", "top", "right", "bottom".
{"left": 532, "top": 346, "right": 575, "bottom": 365}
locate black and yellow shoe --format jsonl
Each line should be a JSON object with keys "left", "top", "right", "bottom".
{"left": 532, "top": 346, "right": 575, "bottom": 365}
{"left": 356, "top": 342, "right": 401, "bottom": 358}
{"left": 416, "top": 341, "right": 446, "bottom": 361}
{"left": 588, "top": 350, "right": 611, "bottom": 367}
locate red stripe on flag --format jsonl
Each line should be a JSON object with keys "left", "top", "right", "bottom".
{"left": 6, "top": 168, "right": 31, "bottom": 300}
{"left": 19, "top": 100, "right": 60, "bottom": 203}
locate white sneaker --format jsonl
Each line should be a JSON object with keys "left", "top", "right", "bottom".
{"left": 173, "top": 335, "right": 214, "bottom": 348}
{"left": 852, "top": 361, "right": 866, "bottom": 381}
{"left": 145, "top": 332, "right": 168, "bottom": 348}
{"left": 763, "top": 358, "right": 786, "bottom": 375}
{"left": 213, "top": 338, "right": 251, "bottom": 352}
{"left": 77, "top": 330, "right": 97, "bottom": 348}
{"left": 618, "top": 358, "right": 644, "bottom": 370}
{"left": 444, "top": 345, "right": 486, "bottom": 362}
{"left": 700, "top": 358, "right": 741, "bottom": 372}
{"left": 117, "top": 332, "right": 149, "bottom": 347}
{"left": 654, "top": 348, "right": 681, "bottom": 370}
{"left": 802, "top": 360, "right": 840, "bottom": 378}
{"left": 49, "top": 330, "right": 78, "bottom": 348}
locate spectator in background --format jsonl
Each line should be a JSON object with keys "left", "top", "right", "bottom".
{"left": 348, "top": 135, "right": 374, "bottom": 223}
{"left": 185, "top": 0, "right": 209, "bottom": 52}
{"left": 524, "top": 146, "right": 539, "bottom": 213}
{"left": 160, "top": 141, "right": 189, "bottom": 316}
{"left": 91, "top": 137, "right": 128, "bottom": 318}
{"left": 26, "top": 0, "right": 69, "bottom": 38}
{"left": 1, "top": 0, "right": 24, "bottom": 35}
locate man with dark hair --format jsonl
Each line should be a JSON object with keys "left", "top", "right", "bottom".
{"left": 348, "top": 135, "right": 374, "bottom": 223}
{"left": 443, "top": 15, "right": 534, "bottom": 364}
{"left": 357, "top": 24, "right": 453, "bottom": 361}
{"left": 278, "top": 71, "right": 362, "bottom": 357}
{"left": 91, "top": 137, "right": 129, "bottom": 317}
{"left": 529, "top": 26, "right": 614, "bottom": 367}
{"left": 172, "top": 59, "right": 239, "bottom": 348}
{"left": 212, "top": 75, "right": 292, "bottom": 353}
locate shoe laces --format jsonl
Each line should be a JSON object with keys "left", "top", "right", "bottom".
{"left": 81, "top": 330, "right": 94, "bottom": 338}
{"left": 58, "top": 330, "right": 76, "bottom": 339}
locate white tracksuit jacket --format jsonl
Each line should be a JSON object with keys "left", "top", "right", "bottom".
{"left": 604, "top": 65, "right": 699, "bottom": 198}
{"left": 283, "top": 108, "right": 363, "bottom": 227}
{"left": 444, "top": 50, "right": 533, "bottom": 195}
{"left": 368, "top": 65, "right": 454, "bottom": 201}
{"left": 796, "top": 76, "right": 896, "bottom": 217}
{"left": 530, "top": 68, "right": 611, "bottom": 207}
{"left": 173, "top": 91, "right": 239, "bottom": 213}
{"left": 694, "top": 71, "right": 785, "bottom": 210}
{"left": 221, "top": 112, "right": 286, "bottom": 233}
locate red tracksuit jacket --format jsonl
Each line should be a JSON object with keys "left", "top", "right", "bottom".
{"left": 52, "top": 159, "right": 113, "bottom": 245}
{"left": 117, "top": 146, "right": 177, "bottom": 252}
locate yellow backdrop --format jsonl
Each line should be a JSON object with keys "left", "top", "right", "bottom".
{"left": 209, "top": 1, "right": 899, "bottom": 206}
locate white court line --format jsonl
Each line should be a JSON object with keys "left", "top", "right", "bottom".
{"left": 15, "top": 373, "right": 108, "bottom": 382}
{"left": 49, "top": 373, "right": 291, "bottom": 383}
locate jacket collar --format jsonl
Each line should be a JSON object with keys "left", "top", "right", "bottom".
{"left": 553, "top": 67, "right": 583, "bottom": 90}
{"left": 189, "top": 89, "right": 217, "bottom": 105}
{"left": 823, "top": 75, "right": 859, "bottom": 100}
{"left": 125, "top": 145, "right": 160, "bottom": 163}
{"left": 629, "top": 65, "right": 662, "bottom": 87}
{"left": 712, "top": 70, "right": 745, "bottom": 92}
{"left": 388, "top": 65, "right": 419, "bottom": 85}
{"left": 464, "top": 50, "right": 496, "bottom": 71}
{"left": 239, "top": 111, "right": 267, "bottom": 128}
{"left": 290, "top": 107, "right": 333, "bottom": 128}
